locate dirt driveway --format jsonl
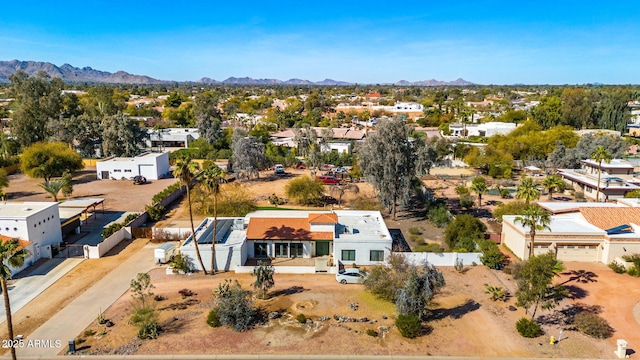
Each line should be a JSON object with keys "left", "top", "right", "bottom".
{"left": 6, "top": 167, "right": 178, "bottom": 212}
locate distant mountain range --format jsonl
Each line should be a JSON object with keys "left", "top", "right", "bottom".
{"left": 0, "top": 60, "right": 475, "bottom": 86}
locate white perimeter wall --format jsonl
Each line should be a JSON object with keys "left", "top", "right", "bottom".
{"left": 401, "top": 252, "right": 482, "bottom": 266}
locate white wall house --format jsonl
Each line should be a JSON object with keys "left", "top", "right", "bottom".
{"left": 320, "top": 142, "right": 352, "bottom": 154}
{"left": 147, "top": 128, "right": 200, "bottom": 149}
{"left": 179, "top": 210, "right": 393, "bottom": 272}
{"left": 502, "top": 202, "right": 640, "bottom": 264}
{"left": 96, "top": 152, "right": 170, "bottom": 180}
{"left": 0, "top": 202, "right": 63, "bottom": 275}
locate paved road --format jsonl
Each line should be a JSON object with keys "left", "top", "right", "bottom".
{"left": 16, "top": 244, "right": 156, "bottom": 357}
{"left": 0, "top": 257, "right": 83, "bottom": 325}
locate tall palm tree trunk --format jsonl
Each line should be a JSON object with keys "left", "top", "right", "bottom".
{"left": 187, "top": 187, "right": 207, "bottom": 275}
{"left": 2, "top": 277, "right": 16, "bottom": 360}
{"left": 529, "top": 229, "right": 535, "bottom": 259}
{"left": 210, "top": 193, "right": 217, "bottom": 274}
{"left": 596, "top": 162, "right": 602, "bottom": 202}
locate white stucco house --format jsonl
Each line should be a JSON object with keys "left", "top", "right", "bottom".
{"left": 96, "top": 152, "right": 170, "bottom": 180}
{"left": 321, "top": 141, "right": 352, "bottom": 154}
{"left": 146, "top": 128, "right": 200, "bottom": 149}
{"left": 179, "top": 210, "right": 393, "bottom": 272}
{"left": 0, "top": 202, "right": 63, "bottom": 275}
{"left": 502, "top": 201, "right": 640, "bottom": 263}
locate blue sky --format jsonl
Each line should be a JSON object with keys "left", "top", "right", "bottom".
{"left": 1, "top": 1, "right": 638, "bottom": 84}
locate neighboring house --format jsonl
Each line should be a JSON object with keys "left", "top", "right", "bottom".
{"left": 270, "top": 127, "right": 366, "bottom": 149}
{"left": 321, "top": 141, "right": 351, "bottom": 154}
{"left": 558, "top": 159, "right": 639, "bottom": 201}
{"left": 502, "top": 201, "right": 640, "bottom": 263}
{"left": 448, "top": 122, "right": 517, "bottom": 138}
{"left": 179, "top": 210, "right": 393, "bottom": 272}
{"left": 147, "top": 128, "right": 200, "bottom": 149}
{"left": 96, "top": 152, "right": 170, "bottom": 180}
{"left": 0, "top": 202, "right": 63, "bottom": 275}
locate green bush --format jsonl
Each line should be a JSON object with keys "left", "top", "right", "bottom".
{"left": 366, "top": 329, "right": 378, "bottom": 337}
{"left": 516, "top": 317, "right": 541, "bottom": 338}
{"left": 408, "top": 234, "right": 423, "bottom": 244}
{"left": 146, "top": 204, "right": 166, "bottom": 222}
{"left": 608, "top": 261, "right": 626, "bottom": 274}
{"left": 395, "top": 314, "right": 421, "bottom": 338}
{"left": 137, "top": 322, "right": 159, "bottom": 339}
{"left": 83, "top": 329, "right": 96, "bottom": 337}
{"left": 413, "top": 243, "right": 445, "bottom": 252}
{"left": 478, "top": 240, "right": 505, "bottom": 269}
{"left": 207, "top": 309, "right": 221, "bottom": 328}
{"left": 169, "top": 253, "right": 192, "bottom": 273}
{"left": 295, "top": 313, "right": 307, "bottom": 323}
{"left": 102, "top": 223, "right": 124, "bottom": 238}
{"left": 408, "top": 227, "right": 422, "bottom": 235}
{"left": 428, "top": 205, "right": 452, "bottom": 227}
{"left": 124, "top": 213, "right": 140, "bottom": 224}
{"left": 152, "top": 183, "right": 183, "bottom": 205}
{"left": 574, "top": 312, "right": 613, "bottom": 339}
{"left": 627, "top": 266, "right": 640, "bottom": 277}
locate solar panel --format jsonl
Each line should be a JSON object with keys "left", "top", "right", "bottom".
{"left": 605, "top": 224, "right": 632, "bottom": 235}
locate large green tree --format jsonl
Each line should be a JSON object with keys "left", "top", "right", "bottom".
{"left": 285, "top": 176, "right": 324, "bottom": 205}
{"left": 531, "top": 95, "right": 562, "bottom": 130}
{"left": 102, "top": 112, "right": 147, "bottom": 157}
{"left": 560, "top": 88, "right": 592, "bottom": 129}
{"left": 359, "top": 118, "right": 414, "bottom": 220}
{"left": 9, "top": 71, "right": 63, "bottom": 147}
{"left": 20, "top": 142, "right": 84, "bottom": 182}
{"left": 516, "top": 176, "right": 540, "bottom": 204}
{"left": 173, "top": 156, "right": 207, "bottom": 274}
{"left": 516, "top": 252, "right": 567, "bottom": 319}
{"left": 541, "top": 174, "right": 565, "bottom": 201}
{"left": 514, "top": 205, "right": 551, "bottom": 258}
{"left": 231, "top": 129, "right": 268, "bottom": 180}
{"left": 444, "top": 214, "right": 487, "bottom": 251}
{"left": 0, "top": 238, "right": 31, "bottom": 360}
{"left": 598, "top": 90, "right": 631, "bottom": 134}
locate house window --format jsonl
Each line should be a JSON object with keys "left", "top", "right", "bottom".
{"left": 291, "top": 243, "right": 303, "bottom": 258}
{"left": 114, "top": 169, "right": 121, "bottom": 172}
{"left": 124, "top": 169, "right": 132, "bottom": 172}
{"left": 370, "top": 250, "right": 384, "bottom": 262}
{"left": 254, "top": 243, "right": 268, "bottom": 257}
{"left": 341, "top": 250, "right": 355, "bottom": 261}
{"left": 275, "top": 243, "right": 288, "bottom": 258}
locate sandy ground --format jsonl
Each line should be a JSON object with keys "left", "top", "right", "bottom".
{"left": 73, "top": 265, "right": 614, "bottom": 357}
{"left": 6, "top": 167, "right": 179, "bottom": 212}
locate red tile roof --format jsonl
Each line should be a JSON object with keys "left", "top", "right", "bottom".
{"left": 308, "top": 213, "right": 338, "bottom": 224}
{"left": 0, "top": 235, "right": 31, "bottom": 250}
{"left": 246, "top": 217, "right": 334, "bottom": 241}
{"left": 580, "top": 207, "right": 640, "bottom": 230}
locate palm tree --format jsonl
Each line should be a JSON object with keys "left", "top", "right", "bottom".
{"left": 591, "top": 146, "right": 612, "bottom": 202}
{"left": 516, "top": 176, "right": 540, "bottom": 204}
{"left": 470, "top": 176, "right": 488, "bottom": 207}
{"left": 514, "top": 205, "right": 551, "bottom": 259}
{"left": 0, "top": 238, "right": 31, "bottom": 360}
{"left": 201, "top": 164, "right": 225, "bottom": 274}
{"left": 39, "top": 180, "right": 65, "bottom": 202}
{"left": 541, "top": 174, "right": 565, "bottom": 201}
{"left": 173, "top": 155, "right": 207, "bottom": 274}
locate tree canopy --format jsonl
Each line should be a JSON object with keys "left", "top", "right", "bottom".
{"left": 20, "top": 142, "right": 84, "bottom": 182}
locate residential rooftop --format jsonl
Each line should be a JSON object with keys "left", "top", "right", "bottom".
{"left": 0, "top": 202, "right": 57, "bottom": 218}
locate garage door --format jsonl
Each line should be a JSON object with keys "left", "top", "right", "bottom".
{"left": 533, "top": 244, "right": 553, "bottom": 256}
{"left": 556, "top": 244, "right": 598, "bottom": 262}
{"left": 138, "top": 164, "right": 156, "bottom": 180}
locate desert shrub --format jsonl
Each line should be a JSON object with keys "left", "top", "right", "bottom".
{"left": 459, "top": 194, "right": 475, "bottom": 209}
{"left": 153, "top": 295, "right": 166, "bottom": 301}
{"left": 395, "top": 314, "right": 421, "bottom": 338}
{"left": 516, "top": 317, "right": 541, "bottom": 338}
{"left": 484, "top": 285, "right": 508, "bottom": 301}
{"left": 408, "top": 227, "right": 422, "bottom": 235}
{"left": 503, "top": 260, "right": 525, "bottom": 279}
{"left": 608, "top": 261, "right": 626, "bottom": 274}
{"left": 574, "top": 312, "right": 613, "bottom": 339}
{"left": 478, "top": 240, "right": 505, "bottom": 269}
{"left": 169, "top": 253, "right": 192, "bottom": 274}
{"left": 83, "top": 329, "right": 96, "bottom": 337}
{"left": 137, "top": 322, "right": 159, "bottom": 339}
{"left": 213, "top": 280, "right": 259, "bottom": 332}
{"left": 215, "top": 183, "right": 257, "bottom": 216}
{"left": 622, "top": 253, "right": 640, "bottom": 268}
{"left": 75, "top": 337, "right": 85, "bottom": 345}
{"left": 408, "top": 234, "right": 423, "bottom": 244}
{"left": 207, "top": 309, "right": 221, "bottom": 328}
{"left": 295, "top": 313, "right": 307, "bottom": 323}
{"left": 627, "top": 266, "right": 640, "bottom": 277}
{"left": 366, "top": 329, "right": 378, "bottom": 337}
{"left": 413, "top": 243, "right": 444, "bottom": 252}
{"left": 574, "top": 191, "right": 586, "bottom": 202}
{"left": 178, "top": 288, "right": 194, "bottom": 298}
{"left": 428, "top": 204, "right": 452, "bottom": 227}
{"left": 285, "top": 176, "right": 324, "bottom": 205}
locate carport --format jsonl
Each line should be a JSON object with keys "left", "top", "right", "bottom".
{"left": 59, "top": 197, "right": 105, "bottom": 223}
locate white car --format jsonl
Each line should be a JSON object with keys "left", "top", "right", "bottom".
{"left": 336, "top": 268, "right": 367, "bottom": 284}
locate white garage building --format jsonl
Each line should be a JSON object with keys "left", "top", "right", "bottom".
{"left": 96, "top": 152, "right": 170, "bottom": 180}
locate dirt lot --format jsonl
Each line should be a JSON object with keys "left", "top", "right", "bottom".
{"left": 6, "top": 167, "right": 178, "bottom": 212}
{"left": 74, "top": 264, "right": 616, "bottom": 357}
